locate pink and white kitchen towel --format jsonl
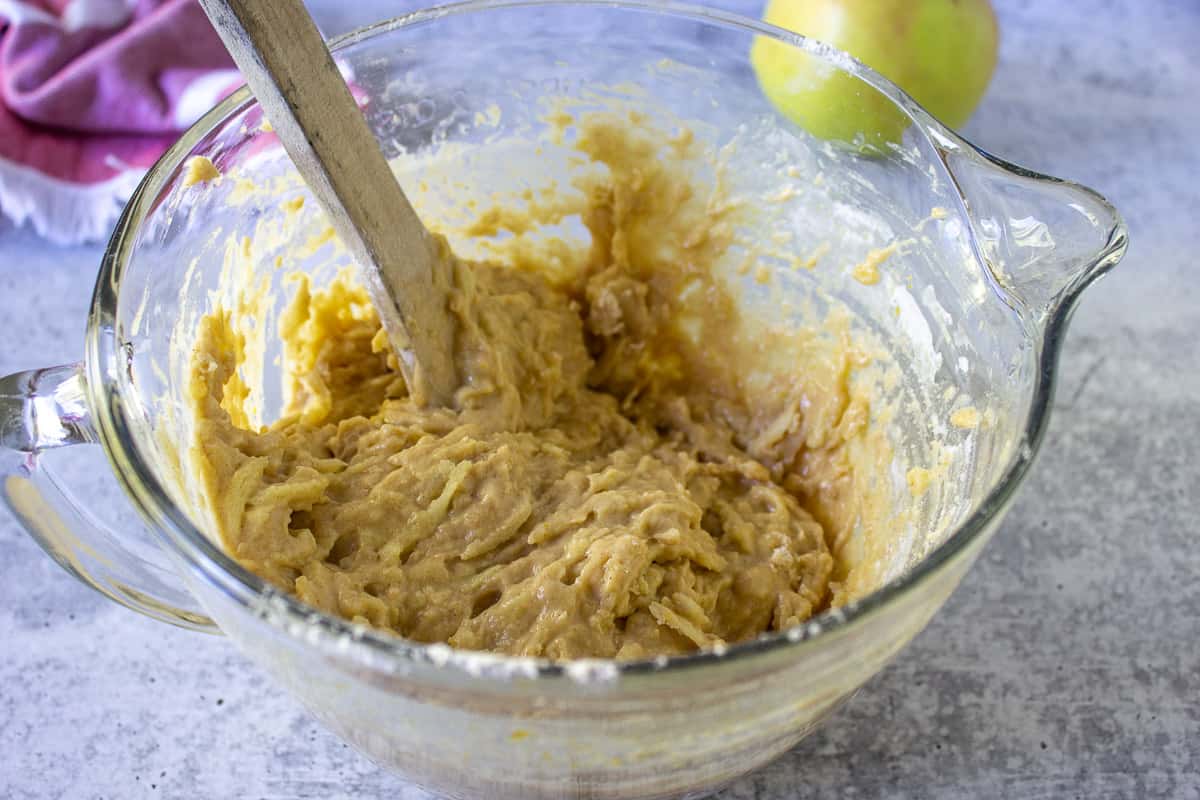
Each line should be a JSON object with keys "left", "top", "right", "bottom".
{"left": 0, "top": 0, "right": 236, "bottom": 244}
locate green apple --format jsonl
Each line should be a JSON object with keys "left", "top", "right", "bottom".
{"left": 751, "top": 0, "right": 999, "bottom": 150}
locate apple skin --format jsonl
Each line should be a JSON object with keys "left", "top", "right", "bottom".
{"left": 751, "top": 0, "right": 999, "bottom": 150}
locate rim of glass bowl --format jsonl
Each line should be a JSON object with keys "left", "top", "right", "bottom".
{"left": 86, "top": 0, "right": 1119, "bottom": 681}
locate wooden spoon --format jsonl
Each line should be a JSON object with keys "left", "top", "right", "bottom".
{"left": 198, "top": 0, "right": 458, "bottom": 407}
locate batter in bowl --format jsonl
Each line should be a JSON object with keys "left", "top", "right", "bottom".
{"left": 185, "top": 111, "right": 887, "bottom": 660}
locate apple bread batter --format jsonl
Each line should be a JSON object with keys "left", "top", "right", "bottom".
{"left": 186, "top": 113, "right": 880, "bottom": 660}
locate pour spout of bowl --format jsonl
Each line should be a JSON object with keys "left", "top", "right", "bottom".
{"left": 930, "top": 127, "right": 1129, "bottom": 325}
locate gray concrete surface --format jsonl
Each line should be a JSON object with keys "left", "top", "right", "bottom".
{"left": 2, "top": 1, "right": 1197, "bottom": 798}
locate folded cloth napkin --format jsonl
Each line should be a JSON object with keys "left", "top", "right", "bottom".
{"left": 0, "top": 0, "right": 237, "bottom": 244}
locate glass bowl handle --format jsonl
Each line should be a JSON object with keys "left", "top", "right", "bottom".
{"left": 0, "top": 363, "right": 217, "bottom": 631}
{"left": 933, "top": 132, "right": 1129, "bottom": 325}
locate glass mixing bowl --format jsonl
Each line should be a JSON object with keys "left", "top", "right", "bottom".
{"left": 0, "top": 2, "right": 1126, "bottom": 798}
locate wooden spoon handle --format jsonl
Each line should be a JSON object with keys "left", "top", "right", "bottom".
{"left": 198, "top": 0, "right": 458, "bottom": 407}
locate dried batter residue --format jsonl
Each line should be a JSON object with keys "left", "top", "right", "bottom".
{"left": 851, "top": 242, "right": 900, "bottom": 286}
{"left": 183, "top": 156, "right": 221, "bottom": 187}
{"left": 950, "top": 406, "right": 981, "bottom": 429}
{"left": 906, "top": 467, "right": 933, "bottom": 497}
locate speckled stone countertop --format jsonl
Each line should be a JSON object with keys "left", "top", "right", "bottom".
{"left": 2, "top": 2, "right": 1197, "bottom": 798}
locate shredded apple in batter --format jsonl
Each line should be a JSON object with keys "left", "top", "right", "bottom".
{"left": 186, "top": 112, "right": 883, "bottom": 660}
